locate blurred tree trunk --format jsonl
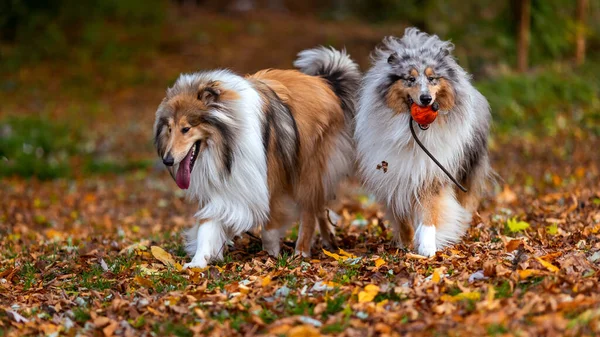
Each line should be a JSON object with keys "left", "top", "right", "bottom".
{"left": 575, "top": 0, "right": 588, "bottom": 65}
{"left": 517, "top": 0, "right": 531, "bottom": 72}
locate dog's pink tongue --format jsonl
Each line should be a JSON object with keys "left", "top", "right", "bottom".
{"left": 175, "top": 150, "right": 193, "bottom": 190}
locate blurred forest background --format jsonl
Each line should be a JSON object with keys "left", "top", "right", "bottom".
{"left": 0, "top": 0, "right": 599, "bottom": 179}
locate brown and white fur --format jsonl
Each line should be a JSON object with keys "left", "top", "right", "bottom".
{"left": 355, "top": 28, "right": 492, "bottom": 256}
{"left": 153, "top": 47, "right": 360, "bottom": 268}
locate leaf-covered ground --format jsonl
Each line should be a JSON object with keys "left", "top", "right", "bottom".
{"left": 2, "top": 7, "right": 600, "bottom": 337}
{"left": 2, "top": 135, "right": 600, "bottom": 337}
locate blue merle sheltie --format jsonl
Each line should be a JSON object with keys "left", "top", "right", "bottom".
{"left": 355, "top": 28, "right": 492, "bottom": 257}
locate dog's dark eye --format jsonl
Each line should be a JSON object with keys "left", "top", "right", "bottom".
{"left": 181, "top": 127, "right": 190, "bottom": 134}
{"left": 428, "top": 77, "right": 436, "bottom": 82}
{"left": 408, "top": 77, "right": 416, "bottom": 83}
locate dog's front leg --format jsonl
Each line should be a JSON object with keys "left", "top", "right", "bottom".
{"left": 183, "top": 219, "right": 227, "bottom": 269}
{"left": 414, "top": 185, "right": 470, "bottom": 257}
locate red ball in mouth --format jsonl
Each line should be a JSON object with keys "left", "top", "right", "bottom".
{"left": 410, "top": 103, "right": 438, "bottom": 126}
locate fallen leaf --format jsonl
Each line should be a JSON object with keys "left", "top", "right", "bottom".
{"left": 505, "top": 239, "right": 523, "bottom": 252}
{"left": 288, "top": 324, "right": 322, "bottom": 337}
{"left": 507, "top": 218, "right": 530, "bottom": 232}
{"left": 374, "top": 258, "right": 385, "bottom": 269}
{"left": 535, "top": 257, "right": 559, "bottom": 273}
{"left": 322, "top": 249, "right": 343, "bottom": 261}
{"left": 338, "top": 249, "right": 357, "bottom": 258}
{"left": 431, "top": 269, "right": 441, "bottom": 284}
{"left": 441, "top": 291, "right": 481, "bottom": 302}
{"left": 151, "top": 246, "right": 182, "bottom": 270}
{"left": 358, "top": 284, "right": 380, "bottom": 303}
{"left": 546, "top": 223, "right": 558, "bottom": 235}
{"left": 518, "top": 269, "right": 544, "bottom": 279}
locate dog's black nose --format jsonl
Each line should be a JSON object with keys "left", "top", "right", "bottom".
{"left": 420, "top": 94, "right": 432, "bottom": 106}
{"left": 163, "top": 153, "right": 174, "bottom": 166}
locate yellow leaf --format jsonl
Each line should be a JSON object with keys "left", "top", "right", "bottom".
{"left": 507, "top": 218, "right": 530, "bottom": 232}
{"left": 441, "top": 291, "right": 480, "bottom": 302}
{"left": 261, "top": 276, "right": 272, "bottom": 287}
{"left": 288, "top": 324, "right": 322, "bottom": 337}
{"left": 546, "top": 223, "right": 558, "bottom": 235}
{"left": 151, "top": 246, "right": 177, "bottom": 268}
{"left": 518, "top": 269, "right": 542, "bottom": 279}
{"left": 455, "top": 292, "right": 480, "bottom": 301}
{"left": 358, "top": 284, "right": 380, "bottom": 303}
{"left": 139, "top": 265, "right": 160, "bottom": 276}
{"left": 486, "top": 285, "right": 495, "bottom": 302}
{"left": 431, "top": 269, "right": 441, "bottom": 284}
{"left": 322, "top": 249, "right": 343, "bottom": 261}
{"left": 339, "top": 249, "right": 357, "bottom": 258}
{"left": 374, "top": 258, "right": 385, "bottom": 269}
{"left": 535, "top": 257, "right": 559, "bottom": 273}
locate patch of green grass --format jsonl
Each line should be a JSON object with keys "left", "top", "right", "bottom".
{"left": 322, "top": 294, "right": 348, "bottom": 318}
{"left": 150, "top": 269, "right": 189, "bottom": 293}
{"left": 258, "top": 309, "right": 278, "bottom": 325}
{"left": 73, "top": 308, "right": 91, "bottom": 324}
{"left": 486, "top": 323, "right": 508, "bottom": 336}
{"left": 284, "top": 274, "right": 298, "bottom": 288}
{"left": 284, "top": 295, "right": 315, "bottom": 316}
{"left": 108, "top": 254, "right": 136, "bottom": 274}
{"left": 18, "top": 261, "right": 37, "bottom": 290}
{"left": 129, "top": 316, "right": 146, "bottom": 329}
{"left": 494, "top": 280, "right": 512, "bottom": 299}
{"left": 333, "top": 264, "right": 361, "bottom": 285}
{"left": 152, "top": 321, "right": 192, "bottom": 337}
{"left": 276, "top": 251, "right": 295, "bottom": 269}
{"left": 446, "top": 286, "right": 462, "bottom": 296}
{"left": 80, "top": 264, "right": 113, "bottom": 291}
{"left": 322, "top": 322, "right": 346, "bottom": 334}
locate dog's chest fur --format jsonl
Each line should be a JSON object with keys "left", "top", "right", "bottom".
{"left": 356, "top": 104, "right": 474, "bottom": 216}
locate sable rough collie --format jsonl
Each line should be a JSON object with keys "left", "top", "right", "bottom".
{"left": 355, "top": 28, "right": 492, "bottom": 256}
{"left": 154, "top": 47, "right": 360, "bottom": 268}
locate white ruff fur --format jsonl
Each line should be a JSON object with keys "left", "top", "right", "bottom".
{"left": 181, "top": 70, "right": 269, "bottom": 268}
{"left": 355, "top": 28, "right": 491, "bottom": 256}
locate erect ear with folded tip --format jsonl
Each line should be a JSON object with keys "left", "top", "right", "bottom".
{"left": 198, "top": 86, "right": 221, "bottom": 105}
{"left": 387, "top": 52, "right": 399, "bottom": 65}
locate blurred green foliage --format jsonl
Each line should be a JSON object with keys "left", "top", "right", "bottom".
{"left": 0, "top": 0, "right": 166, "bottom": 71}
{"left": 0, "top": 116, "right": 78, "bottom": 179}
{"left": 345, "top": 0, "right": 600, "bottom": 76}
{"left": 478, "top": 64, "right": 600, "bottom": 137}
{"left": 0, "top": 116, "right": 152, "bottom": 179}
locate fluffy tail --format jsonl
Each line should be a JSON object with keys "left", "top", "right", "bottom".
{"left": 294, "top": 47, "right": 361, "bottom": 121}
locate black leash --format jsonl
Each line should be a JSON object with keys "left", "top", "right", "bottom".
{"left": 409, "top": 117, "right": 468, "bottom": 193}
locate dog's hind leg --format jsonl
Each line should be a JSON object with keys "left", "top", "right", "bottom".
{"left": 318, "top": 209, "right": 338, "bottom": 251}
{"left": 295, "top": 209, "right": 318, "bottom": 257}
{"left": 387, "top": 208, "right": 414, "bottom": 249}
{"left": 262, "top": 197, "right": 289, "bottom": 257}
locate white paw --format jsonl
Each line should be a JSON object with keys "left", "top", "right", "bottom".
{"left": 417, "top": 240, "right": 437, "bottom": 257}
{"left": 183, "top": 256, "right": 208, "bottom": 269}
{"left": 415, "top": 224, "right": 437, "bottom": 257}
